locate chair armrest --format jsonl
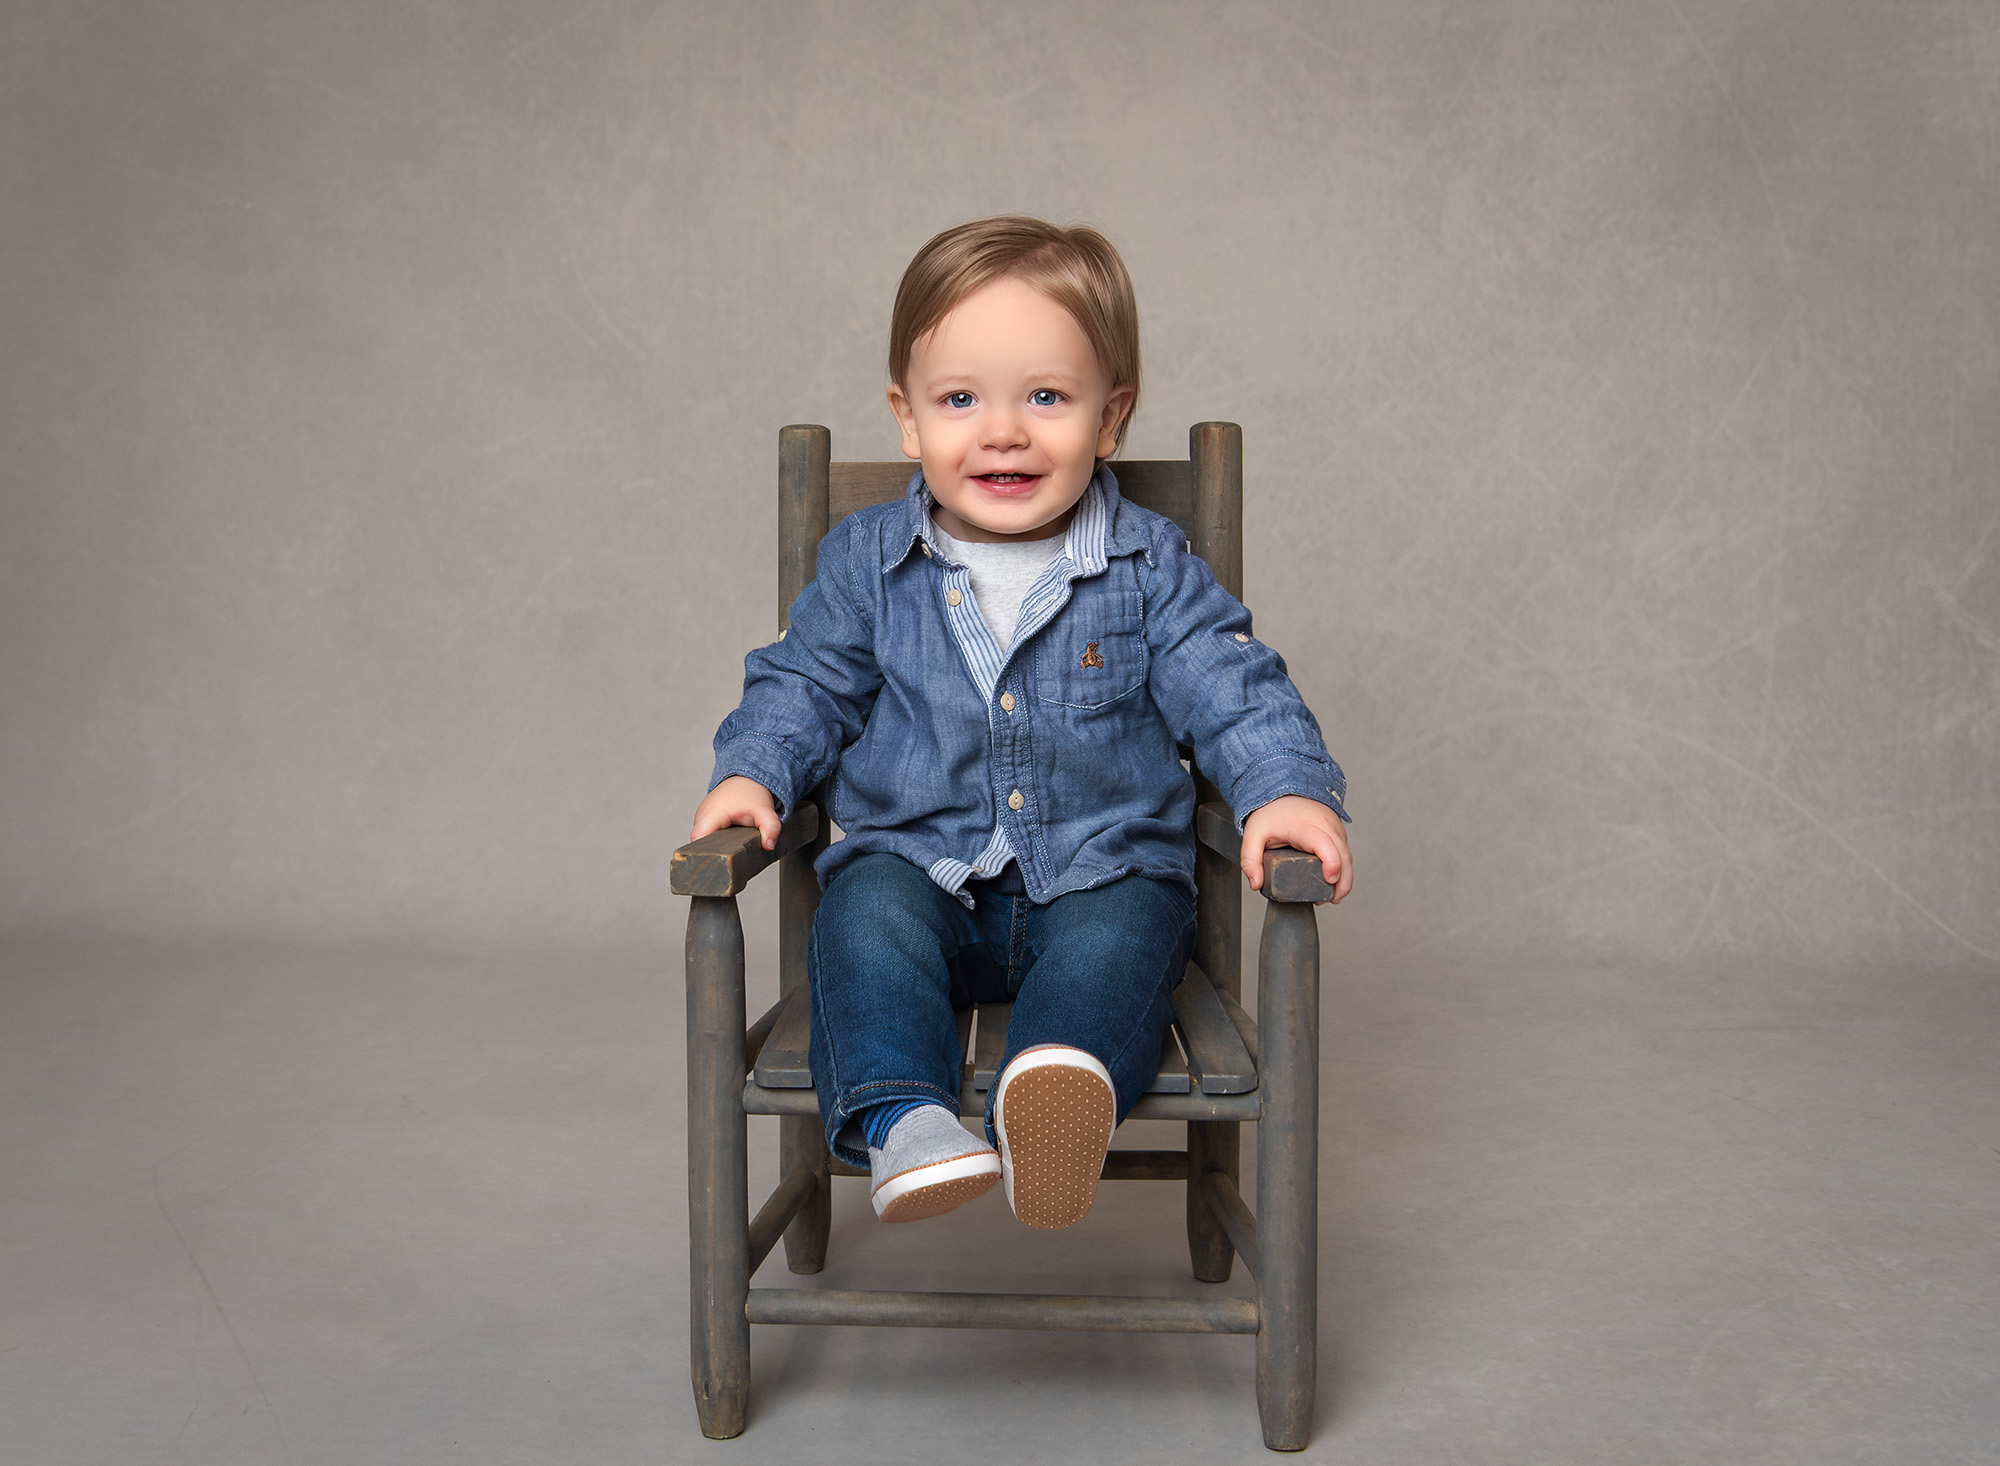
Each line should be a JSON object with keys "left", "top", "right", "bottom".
{"left": 671, "top": 804, "right": 821, "bottom": 897}
{"left": 1195, "top": 801, "right": 1334, "bottom": 905}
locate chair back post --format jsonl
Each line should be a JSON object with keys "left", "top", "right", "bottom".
{"left": 1186, "top": 421, "right": 1245, "bottom": 1002}
{"left": 1188, "top": 421, "right": 1243, "bottom": 600}
{"left": 777, "top": 425, "right": 831, "bottom": 629}
{"left": 775, "top": 424, "right": 833, "bottom": 997}
{"left": 775, "top": 426, "right": 835, "bottom": 1271}
{"left": 1184, "top": 422, "right": 1248, "bottom": 1284}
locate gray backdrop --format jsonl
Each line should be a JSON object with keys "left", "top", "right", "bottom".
{"left": 5, "top": 0, "right": 1996, "bottom": 971}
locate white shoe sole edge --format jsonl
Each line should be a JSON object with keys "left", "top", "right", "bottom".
{"left": 870, "top": 1150, "right": 1003, "bottom": 1218}
{"left": 993, "top": 1044, "right": 1115, "bottom": 1212}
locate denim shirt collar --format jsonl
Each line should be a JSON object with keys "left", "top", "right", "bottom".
{"left": 880, "top": 463, "right": 1153, "bottom": 575}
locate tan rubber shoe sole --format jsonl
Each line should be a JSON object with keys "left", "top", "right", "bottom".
{"left": 872, "top": 1152, "right": 1001, "bottom": 1223}
{"left": 996, "top": 1051, "right": 1115, "bottom": 1230}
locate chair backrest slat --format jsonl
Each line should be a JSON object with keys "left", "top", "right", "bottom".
{"left": 783, "top": 423, "right": 1242, "bottom": 622}
{"left": 828, "top": 460, "right": 1198, "bottom": 543}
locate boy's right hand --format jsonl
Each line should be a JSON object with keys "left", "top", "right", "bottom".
{"left": 690, "top": 775, "right": 783, "bottom": 851}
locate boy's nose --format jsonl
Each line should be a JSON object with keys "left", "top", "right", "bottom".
{"left": 979, "top": 407, "right": 1029, "bottom": 451}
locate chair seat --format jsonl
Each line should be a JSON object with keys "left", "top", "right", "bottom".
{"left": 748, "top": 958, "right": 1259, "bottom": 1097}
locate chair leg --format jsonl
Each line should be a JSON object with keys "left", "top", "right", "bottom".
{"left": 779, "top": 1115, "right": 831, "bottom": 1272}
{"left": 1255, "top": 901, "right": 1320, "bottom": 1452}
{"left": 687, "top": 896, "right": 751, "bottom": 1438}
{"left": 776, "top": 792, "right": 831, "bottom": 1273}
{"left": 1186, "top": 1120, "right": 1239, "bottom": 1281}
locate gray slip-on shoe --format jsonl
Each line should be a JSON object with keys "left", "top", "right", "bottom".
{"left": 868, "top": 1104, "right": 1001, "bottom": 1223}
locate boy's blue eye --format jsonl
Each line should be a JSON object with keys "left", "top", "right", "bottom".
{"left": 1029, "top": 389, "right": 1063, "bottom": 407}
{"left": 943, "top": 391, "right": 975, "bottom": 409}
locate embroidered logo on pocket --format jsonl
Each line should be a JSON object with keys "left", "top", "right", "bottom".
{"left": 1080, "top": 641, "right": 1104, "bottom": 670}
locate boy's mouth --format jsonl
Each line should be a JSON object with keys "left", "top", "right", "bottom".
{"left": 972, "top": 472, "right": 1043, "bottom": 494}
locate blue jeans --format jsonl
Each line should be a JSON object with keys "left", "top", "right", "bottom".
{"left": 808, "top": 852, "right": 1199, "bottom": 1169}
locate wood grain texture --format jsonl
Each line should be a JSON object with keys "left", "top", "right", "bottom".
{"left": 1190, "top": 422, "right": 1243, "bottom": 601}
{"left": 775, "top": 426, "right": 833, "bottom": 1272}
{"left": 745, "top": 1161, "right": 819, "bottom": 1278}
{"left": 778, "top": 425, "right": 831, "bottom": 629}
{"left": 685, "top": 896, "right": 750, "bottom": 1438}
{"left": 1200, "top": 1171, "right": 1261, "bottom": 1281}
{"left": 751, "top": 983, "right": 812, "bottom": 1089}
{"left": 744, "top": 994, "right": 786, "bottom": 1073}
{"left": 969, "top": 1000, "right": 1189, "bottom": 1095}
{"left": 1255, "top": 900, "right": 1321, "bottom": 1449}
{"left": 746, "top": 1287, "right": 1259, "bottom": 1334}
{"left": 670, "top": 804, "right": 820, "bottom": 897}
{"left": 1172, "top": 960, "right": 1257, "bottom": 1094}
{"left": 1101, "top": 1149, "right": 1192, "bottom": 1181}
{"left": 776, "top": 782, "right": 833, "bottom": 1271}
{"left": 1215, "top": 984, "right": 1260, "bottom": 1067}
{"left": 1187, "top": 759, "right": 1244, "bottom": 1284}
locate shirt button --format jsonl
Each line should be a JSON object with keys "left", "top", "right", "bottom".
{"left": 946, "top": 588, "right": 962, "bottom": 606}
{"left": 1007, "top": 789, "right": 1025, "bottom": 811}
{"left": 1234, "top": 632, "right": 1250, "bottom": 643}
{"left": 922, "top": 543, "right": 932, "bottom": 557}
{"left": 999, "top": 692, "right": 1015, "bottom": 712}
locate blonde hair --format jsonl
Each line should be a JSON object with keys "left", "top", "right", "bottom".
{"left": 889, "top": 216, "right": 1141, "bottom": 451}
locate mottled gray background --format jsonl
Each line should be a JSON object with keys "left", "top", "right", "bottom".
{"left": 5, "top": 0, "right": 1997, "bottom": 969}
{"left": 7, "top": 7, "right": 2000, "bottom": 1464}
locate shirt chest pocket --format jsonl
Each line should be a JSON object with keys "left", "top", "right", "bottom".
{"left": 1034, "top": 589, "right": 1148, "bottom": 710}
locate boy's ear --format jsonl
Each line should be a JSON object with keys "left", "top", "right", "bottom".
{"left": 1095, "top": 386, "right": 1136, "bottom": 458}
{"left": 886, "top": 383, "right": 923, "bottom": 460}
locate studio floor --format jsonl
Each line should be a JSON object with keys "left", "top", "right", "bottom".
{"left": 3, "top": 934, "right": 1995, "bottom": 1465}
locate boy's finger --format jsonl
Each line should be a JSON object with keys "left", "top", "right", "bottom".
{"left": 1287, "top": 826, "right": 1340, "bottom": 889}
{"left": 756, "top": 809, "right": 782, "bottom": 850}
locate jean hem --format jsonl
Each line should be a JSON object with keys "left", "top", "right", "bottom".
{"left": 822, "top": 1079, "right": 961, "bottom": 1169}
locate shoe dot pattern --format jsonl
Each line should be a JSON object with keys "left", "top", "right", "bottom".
{"left": 1003, "top": 1065, "right": 1114, "bottom": 1229}
{"left": 877, "top": 1167, "right": 998, "bottom": 1224}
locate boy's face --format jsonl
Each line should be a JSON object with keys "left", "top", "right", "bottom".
{"left": 887, "top": 275, "right": 1133, "bottom": 543}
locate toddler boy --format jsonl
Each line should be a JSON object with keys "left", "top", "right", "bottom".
{"left": 691, "top": 217, "right": 1351, "bottom": 1229}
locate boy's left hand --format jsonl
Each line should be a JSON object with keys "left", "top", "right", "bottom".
{"left": 1240, "top": 795, "right": 1352, "bottom": 905}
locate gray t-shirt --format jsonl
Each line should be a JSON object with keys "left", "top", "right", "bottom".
{"left": 928, "top": 519, "right": 1065, "bottom": 649}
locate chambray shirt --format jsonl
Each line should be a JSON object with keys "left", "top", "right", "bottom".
{"left": 709, "top": 466, "right": 1349, "bottom": 906}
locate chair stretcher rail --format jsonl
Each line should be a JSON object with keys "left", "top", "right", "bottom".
{"left": 1199, "top": 1171, "right": 1260, "bottom": 1281}
{"left": 746, "top": 1162, "right": 820, "bottom": 1276}
{"left": 746, "top": 1288, "right": 1259, "bottom": 1334}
